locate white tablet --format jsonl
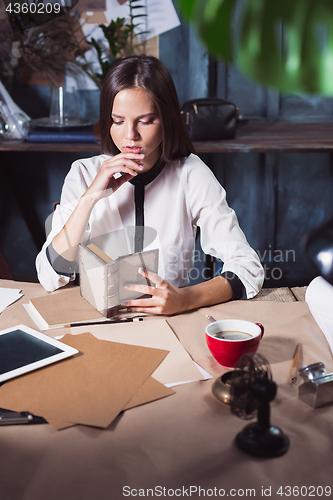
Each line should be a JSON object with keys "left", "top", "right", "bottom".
{"left": 0, "top": 325, "right": 78, "bottom": 383}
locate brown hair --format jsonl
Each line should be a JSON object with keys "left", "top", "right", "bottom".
{"left": 99, "top": 55, "right": 195, "bottom": 160}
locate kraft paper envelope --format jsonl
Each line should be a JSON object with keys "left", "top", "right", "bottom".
{"left": 69, "top": 332, "right": 175, "bottom": 409}
{"left": 123, "top": 376, "right": 174, "bottom": 410}
{"left": 47, "top": 333, "right": 174, "bottom": 430}
{"left": 69, "top": 320, "right": 204, "bottom": 386}
{"left": 47, "top": 376, "right": 175, "bottom": 430}
{"left": 0, "top": 333, "right": 169, "bottom": 429}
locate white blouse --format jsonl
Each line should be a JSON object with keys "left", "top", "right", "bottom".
{"left": 36, "top": 153, "right": 264, "bottom": 297}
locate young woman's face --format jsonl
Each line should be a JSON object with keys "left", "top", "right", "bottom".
{"left": 110, "top": 87, "right": 163, "bottom": 171}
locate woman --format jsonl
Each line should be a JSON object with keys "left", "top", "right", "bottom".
{"left": 36, "top": 55, "right": 264, "bottom": 314}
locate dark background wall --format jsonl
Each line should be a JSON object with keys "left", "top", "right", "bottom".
{"left": 1, "top": 14, "right": 333, "bottom": 286}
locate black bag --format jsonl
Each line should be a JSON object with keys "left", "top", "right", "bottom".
{"left": 181, "top": 98, "right": 241, "bottom": 141}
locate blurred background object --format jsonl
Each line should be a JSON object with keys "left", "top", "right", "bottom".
{"left": 302, "top": 217, "right": 333, "bottom": 286}
{"left": 177, "top": 0, "right": 333, "bottom": 96}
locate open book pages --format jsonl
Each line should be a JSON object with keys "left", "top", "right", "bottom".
{"left": 79, "top": 243, "right": 159, "bottom": 318}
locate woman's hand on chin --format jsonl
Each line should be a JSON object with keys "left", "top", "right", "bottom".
{"left": 122, "top": 268, "right": 189, "bottom": 316}
{"left": 84, "top": 153, "right": 145, "bottom": 204}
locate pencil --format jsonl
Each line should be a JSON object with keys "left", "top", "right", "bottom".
{"left": 289, "top": 342, "right": 301, "bottom": 384}
{"left": 65, "top": 318, "right": 144, "bottom": 328}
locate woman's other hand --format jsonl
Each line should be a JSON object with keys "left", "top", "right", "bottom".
{"left": 123, "top": 268, "right": 189, "bottom": 316}
{"left": 123, "top": 268, "right": 234, "bottom": 315}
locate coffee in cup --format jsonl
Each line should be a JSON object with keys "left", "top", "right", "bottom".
{"left": 205, "top": 319, "right": 264, "bottom": 367}
{"left": 213, "top": 331, "right": 253, "bottom": 341}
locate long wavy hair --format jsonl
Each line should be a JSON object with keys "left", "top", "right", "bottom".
{"left": 99, "top": 55, "right": 195, "bottom": 161}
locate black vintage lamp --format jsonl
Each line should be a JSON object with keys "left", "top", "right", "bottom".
{"left": 302, "top": 217, "right": 333, "bottom": 286}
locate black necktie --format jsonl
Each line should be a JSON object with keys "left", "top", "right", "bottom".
{"left": 129, "top": 158, "right": 165, "bottom": 252}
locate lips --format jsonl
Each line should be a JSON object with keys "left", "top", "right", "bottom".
{"left": 124, "top": 146, "right": 143, "bottom": 154}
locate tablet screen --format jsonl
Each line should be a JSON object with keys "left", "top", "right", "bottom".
{"left": 0, "top": 325, "right": 78, "bottom": 383}
{"left": 0, "top": 329, "right": 63, "bottom": 374}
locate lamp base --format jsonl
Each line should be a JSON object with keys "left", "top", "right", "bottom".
{"left": 236, "top": 423, "right": 290, "bottom": 457}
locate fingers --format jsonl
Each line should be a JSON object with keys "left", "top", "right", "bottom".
{"left": 122, "top": 269, "right": 164, "bottom": 307}
{"left": 123, "top": 296, "right": 167, "bottom": 316}
{"left": 102, "top": 153, "right": 145, "bottom": 175}
{"left": 85, "top": 153, "right": 145, "bottom": 202}
{"left": 124, "top": 296, "right": 161, "bottom": 308}
{"left": 110, "top": 172, "right": 136, "bottom": 191}
{"left": 137, "top": 267, "right": 164, "bottom": 287}
{"left": 123, "top": 268, "right": 164, "bottom": 295}
{"left": 127, "top": 305, "right": 165, "bottom": 315}
{"left": 124, "top": 283, "right": 157, "bottom": 296}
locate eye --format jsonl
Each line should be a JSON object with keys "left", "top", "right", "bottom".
{"left": 112, "top": 120, "right": 124, "bottom": 126}
{"left": 140, "top": 119, "right": 155, "bottom": 125}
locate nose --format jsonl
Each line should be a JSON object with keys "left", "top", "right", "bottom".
{"left": 125, "top": 121, "right": 139, "bottom": 141}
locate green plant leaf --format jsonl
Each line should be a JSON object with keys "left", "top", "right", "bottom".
{"left": 176, "top": 0, "right": 197, "bottom": 20}
{"left": 177, "top": 0, "right": 333, "bottom": 95}
{"left": 238, "top": 0, "right": 333, "bottom": 95}
{"left": 198, "top": 0, "right": 236, "bottom": 62}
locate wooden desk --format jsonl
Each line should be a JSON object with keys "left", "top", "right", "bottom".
{"left": 0, "top": 280, "right": 332, "bottom": 500}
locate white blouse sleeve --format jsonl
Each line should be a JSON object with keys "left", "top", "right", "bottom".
{"left": 35, "top": 159, "right": 92, "bottom": 292}
{"left": 185, "top": 154, "right": 264, "bottom": 298}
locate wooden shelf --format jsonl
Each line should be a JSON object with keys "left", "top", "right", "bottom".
{"left": 0, "top": 141, "right": 101, "bottom": 153}
{"left": 1, "top": 122, "right": 333, "bottom": 154}
{"left": 193, "top": 121, "right": 333, "bottom": 153}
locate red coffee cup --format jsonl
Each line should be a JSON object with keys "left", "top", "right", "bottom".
{"left": 205, "top": 319, "right": 264, "bottom": 368}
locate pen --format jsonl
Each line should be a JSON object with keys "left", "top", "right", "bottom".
{"left": 0, "top": 409, "right": 33, "bottom": 425}
{"left": 65, "top": 318, "right": 144, "bottom": 328}
{"left": 289, "top": 343, "right": 301, "bottom": 384}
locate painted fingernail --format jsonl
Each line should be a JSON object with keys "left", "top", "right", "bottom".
{"left": 139, "top": 153, "right": 145, "bottom": 157}
{"left": 124, "top": 284, "right": 130, "bottom": 289}
{"left": 138, "top": 267, "right": 145, "bottom": 273}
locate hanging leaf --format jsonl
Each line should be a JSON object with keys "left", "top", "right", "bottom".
{"left": 176, "top": 0, "right": 333, "bottom": 95}
{"left": 177, "top": 0, "right": 197, "bottom": 19}
{"left": 198, "top": 0, "right": 236, "bottom": 62}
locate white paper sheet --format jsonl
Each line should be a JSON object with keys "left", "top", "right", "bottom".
{"left": 60, "top": 320, "right": 212, "bottom": 387}
{"left": 67, "top": 0, "right": 180, "bottom": 90}
{"left": 103, "top": 0, "right": 180, "bottom": 41}
{"left": 0, "top": 288, "right": 23, "bottom": 314}
{"left": 164, "top": 361, "right": 213, "bottom": 388}
{"left": 305, "top": 276, "right": 333, "bottom": 353}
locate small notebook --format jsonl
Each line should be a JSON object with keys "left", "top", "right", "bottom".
{"left": 79, "top": 243, "right": 159, "bottom": 318}
{"left": 27, "top": 129, "right": 98, "bottom": 143}
{"left": 23, "top": 287, "right": 106, "bottom": 331}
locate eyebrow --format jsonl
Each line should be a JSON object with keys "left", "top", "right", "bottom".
{"left": 111, "top": 113, "right": 156, "bottom": 119}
